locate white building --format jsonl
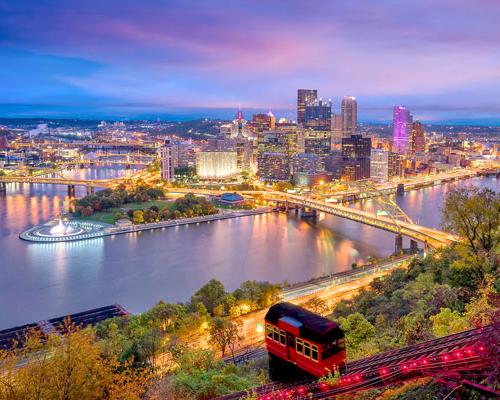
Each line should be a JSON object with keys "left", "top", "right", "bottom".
{"left": 370, "top": 149, "right": 389, "bottom": 182}
{"left": 196, "top": 151, "right": 237, "bottom": 180}
{"left": 161, "top": 139, "right": 174, "bottom": 182}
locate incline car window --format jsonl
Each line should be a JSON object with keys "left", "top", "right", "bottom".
{"left": 266, "top": 324, "right": 273, "bottom": 339}
{"left": 279, "top": 330, "right": 286, "bottom": 345}
{"left": 322, "top": 339, "right": 345, "bottom": 359}
{"left": 296, "top": 338, "right": 303, "bottom": 353}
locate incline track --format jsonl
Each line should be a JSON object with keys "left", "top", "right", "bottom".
{"left": 217, "top": 323, "right": 499, "bottom": 399}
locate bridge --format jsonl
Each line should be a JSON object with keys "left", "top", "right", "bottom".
{"left": 0, "top": 170, "right": 149, "bottom": 196}
{"left": 167, "top": 187, "right": 458, "bottom": 249}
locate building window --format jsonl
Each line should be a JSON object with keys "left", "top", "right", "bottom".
{"left": 296, "top": 338, "right": 303, "bottom": 353}
{"left": 279, "top": 330, "right": 286, "bottom": 346}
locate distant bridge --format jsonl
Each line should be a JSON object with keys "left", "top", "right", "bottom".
{"left": 167, "top": 187, "right": 458, "bottom": 249}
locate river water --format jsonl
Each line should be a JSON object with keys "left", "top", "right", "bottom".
{"left": 0, "top": 168, "right": 497, "bottom": 329}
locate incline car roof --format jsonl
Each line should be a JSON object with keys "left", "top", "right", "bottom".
{"left": 265, "top": 302, "right": 344, "bottom": 343}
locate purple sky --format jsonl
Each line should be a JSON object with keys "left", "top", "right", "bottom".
{"left": 1, "top": 0, "right": 500, "bottom": 122}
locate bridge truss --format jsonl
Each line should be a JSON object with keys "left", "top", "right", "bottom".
{"left": 348, "top": 181, "right": 414, "bottom": 228}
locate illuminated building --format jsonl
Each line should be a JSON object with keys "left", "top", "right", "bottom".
{"left": 292, "top": 153, "right": 322, "bottom": 174}
{"left": 388, "top": 152, "right": 403, "bottom": 178}
{"left": 304, "top": 99, "right": 332, "bottom": 131}
{"left": 411, "top": 121, "right": 426, "bottom": 154}
{"left": 370, "top": 149, "right": 389, "bottom": 182}
{"left": 324, "top": 151, "right": 344, "bottom": 180}
{"left": 257, "top": 130, "right": 298, "bottom": 159}
{"left": 196, "top": 151, "right": 237, "bottom": 180}
{"left": 341, "top": 134, "right": 372, "bottom": 181}
{"left": 303, "top": 130, "right": 331, "bottom": 160}
{"left": 331, "top": 114, "right": 343, "bottom": 147}
{"left": 341, "top": 134, "right": 371, "bottom": 159}
{"left": 171, "top": 140, "right": 196, "bottom": 168}
{"left": 160, "top": 139, "right": 174, "bottom": 182}
{"left": 393, "top": 105, "right": 413, "bottom": 154}
{"left": 258, "top": 152, "right": 290, "bottom": 181}
{"left": 341, "top": 96, "right": 357, "bottom": 137}
{"left": 297, "top": 89, "right": 318, "bottom": 126}
{"left": 250, "top": 112, "right": 276, "bottom": 133}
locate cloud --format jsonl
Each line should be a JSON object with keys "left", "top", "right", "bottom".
{"left": 0, "top": 0, "right": 499, "bottom": 120}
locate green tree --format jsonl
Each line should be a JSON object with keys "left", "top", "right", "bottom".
{"left": 442, "top": 187, "right": 500, "bottom": 255}
{"left": 191, "top": 279, "right": 227, "bottom": 314}
{"left": 209, "top": 317, "right": 241, "bottom": 359}
{"left": 338, "top": 312, "right": 375, "bottom": 348}
{"left": 429, "top": 308, "right": 469, "bottom": 337}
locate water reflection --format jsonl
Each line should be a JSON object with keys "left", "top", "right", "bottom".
{"left": 0, "top": 169, "right": 497, "bottom": 329}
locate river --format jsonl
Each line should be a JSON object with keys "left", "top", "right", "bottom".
{"left": 0, "top": 168, "right": 497, "bottom": 329}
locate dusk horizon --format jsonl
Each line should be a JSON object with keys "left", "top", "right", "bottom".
{"left": 1, "top": 0, "right": 500, "bottom": 123}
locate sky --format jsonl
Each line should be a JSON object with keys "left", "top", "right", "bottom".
{"left": 1, "top": 0, "right": 500, "bottom": 123}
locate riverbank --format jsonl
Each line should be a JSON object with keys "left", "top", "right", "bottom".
{"left": 19, "top": 207, "right": 273, "bottom": 243}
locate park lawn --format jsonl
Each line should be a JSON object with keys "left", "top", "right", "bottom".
{"left": 119, "top": 199, "right": 174, "bottom": 211}
{"left": 75, "top": 199, "right": 174, "bottom": 224}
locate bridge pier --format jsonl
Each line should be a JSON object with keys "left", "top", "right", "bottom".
{"left": 300, "top": 207, "right": 317, "bottom": 219}
{"left": 67, "top": 185, "right": 76, "bottom": 197}
{"left": 410, "top": 239, "right": 419, "bottom": 253}
{"left": 396, "top": 184, "right": 405, "bottom": 195}
{"left": 395, "top": 234, "right": 403, "bottom": 254}
{"left": 0, "top": 182, "right": 6, "bottom": 194}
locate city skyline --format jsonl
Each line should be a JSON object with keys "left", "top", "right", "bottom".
{"left": 1, "top": 0, "right": 500, "bottom": 123}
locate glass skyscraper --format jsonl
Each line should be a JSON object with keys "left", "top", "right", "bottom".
{"left": 341, "top": 96, "right": 357, "bottom": 137}
{"left": 297, "top": 89, "right": 318, "bottom": 126}
{"left": 393, "top": 105, "right": 413, "bottom": 154}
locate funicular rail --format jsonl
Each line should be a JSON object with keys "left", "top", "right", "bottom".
{"left": 217, "top": 323, "right": 499, "bottom": 400}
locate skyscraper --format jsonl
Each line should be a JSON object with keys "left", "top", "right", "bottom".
{"left": 297, "top": 89, "right": 317, "bottom": 126}
{"left": 341, "top": 96, "right": 357, "bottom": 137}
{"left": 341, "top": 134, "right": 372, "bottom": 180}
{"left": 393, "top": 106, "right": 413, "bottom": 154}
{"left": 411, "top": 121, "right": 426, "bottom": 154}
{"left": 160, "top": 139, "right": 174, "bottom": 182}
{"left": 303, "top": 99, "right": 332, "bottom": 131}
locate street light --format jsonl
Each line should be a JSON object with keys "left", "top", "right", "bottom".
{"left": 256, "top": 323, "right": 264, "bottom": 334}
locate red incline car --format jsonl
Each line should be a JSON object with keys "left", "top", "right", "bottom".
{"left": 264, "top": 302, "right": 346, "bottom": 377}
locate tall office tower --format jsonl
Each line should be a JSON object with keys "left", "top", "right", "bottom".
{"left": 341, "top": 96, "right": 357, "bottom": 137}
{"left": 341, "top": 134, "right": 372, "bottom": 180}
{"left": 388, "top": 152, "right": 403, "bottom": 178}
{"left": 393, "top": 105, "right": 413, "bottom": 154}
{"left": 370, "top": 149, "right": 389, "bottom": 182}
{"left": 303, "top": 99, "right": 332, "bottom": 131}
{"left": 160, "top": 139, "right": 174, "bottom": 182}
{"left": 411, "top": 121, "right": 426, "bottom": 154}
{"left": 331, "top": 114, "right": 343, "bottom": 147}
{"left": 303, "top": 130, "right": 331, "bottom": 161}
{"left": 297, "top": 89, "right": 318, "bottom": 126}
{"left": 257, "top": 130, "right": 298, "bottom": 180}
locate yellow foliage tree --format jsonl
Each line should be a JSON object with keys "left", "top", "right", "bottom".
{"left": 0, "top": 322, "right": 152, "bottom": 400}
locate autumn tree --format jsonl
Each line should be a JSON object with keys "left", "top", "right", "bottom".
{"left": 0, "top": 323, "right": 151, "bottom": 400}
{"left": 132, "top": 210, "right": 144, "bottom": 224}
{"left": 209, "top": 317, "right": 241, "bottom": 359}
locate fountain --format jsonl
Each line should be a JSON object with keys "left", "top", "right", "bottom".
{"left": 49, "top": 218, "right": 77, "bottom": 236}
